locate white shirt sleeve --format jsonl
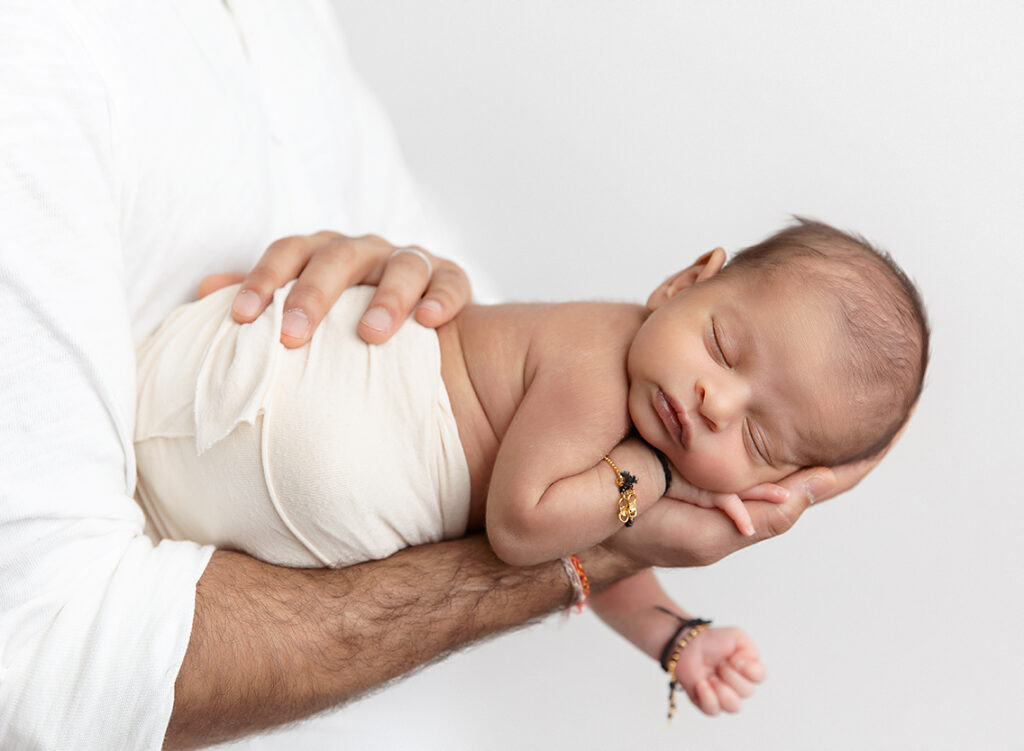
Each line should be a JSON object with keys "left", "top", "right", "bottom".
{"left": 0, "top": 6, "right": 213, "bottom": 749}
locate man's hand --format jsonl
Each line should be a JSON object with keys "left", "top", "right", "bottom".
{"left": 605, "top": 460, "right": 872, "bottom": 568}
{"left": 665, "top": 472, "right": 789, "bottom": 538}
{"left": 608, "top": 405, "right": 920, "bottom": 568}
{"left": 197, "top": 231, "right": 472, "bottom": 347}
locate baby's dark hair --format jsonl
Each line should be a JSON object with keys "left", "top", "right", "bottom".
{"left": 720, "top": 217, "right": 929, "bottom": 467}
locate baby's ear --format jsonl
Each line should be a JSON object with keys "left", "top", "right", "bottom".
{"left": 646, "top": 247, "right": 727, "bottom": 311}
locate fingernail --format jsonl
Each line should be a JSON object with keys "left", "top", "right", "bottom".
{"left": 361, "top": 306, "right": 392, "bottom": 333}
{"left": 282, "top": 308, "right": 310, "bottom": 339}
{"left": 804, "top": 474, "right": 833, "bottom": 505}
{"left": 232, "top": 289, "right": 261, "bottom": 318}
{"left": 417, "top": 299, "right": 442, "bottom": 315}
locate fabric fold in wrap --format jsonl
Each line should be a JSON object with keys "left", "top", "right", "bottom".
{"left": 194, "top": 294, "right": 283, "bottom": 456}
{"left": 134, "top": 282, "right": 472, "bottom": 568}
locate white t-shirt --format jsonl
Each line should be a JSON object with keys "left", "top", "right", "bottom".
{"left": 0, "top": 1, "right": 430, "bottom": 747}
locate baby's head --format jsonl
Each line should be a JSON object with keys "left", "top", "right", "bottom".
{"left": 627, "top": 217, "right": 929, "bottom": 493}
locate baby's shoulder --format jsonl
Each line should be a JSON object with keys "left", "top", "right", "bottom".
{"left": 519, "top": 303, "right": 643, "bottom": 413}
{"left": 519, "top": 303, "right": 638, "bottom": 439}
{"left": 534, "top": 301, "right": 645, "bottom": 366}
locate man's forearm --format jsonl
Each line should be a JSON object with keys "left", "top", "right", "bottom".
{"left": 165, "top": 536, "right": 638, "bottom": 750}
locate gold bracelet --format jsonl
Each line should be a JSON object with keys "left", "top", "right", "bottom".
{"left": 664, "top": 623, "right": 710, "bottom": 720}
{"left": 602, "top": 455, "right": 638, "bottom": 526}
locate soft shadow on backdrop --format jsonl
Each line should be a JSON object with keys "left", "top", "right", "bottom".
{"left": 221, "top": 2, "right": 1023, "bottom": 749}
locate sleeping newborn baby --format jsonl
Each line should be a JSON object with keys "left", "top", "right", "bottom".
{"left": 134, "top": 217, "right": 928, "bottom": 716}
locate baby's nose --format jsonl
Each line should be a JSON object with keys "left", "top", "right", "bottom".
{"left": 696, "top": 376, "right": 748, "bottom": 431}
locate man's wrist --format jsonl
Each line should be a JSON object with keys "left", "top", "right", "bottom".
{"left": 575, "top": 544, "right": 645, "bottom": 593}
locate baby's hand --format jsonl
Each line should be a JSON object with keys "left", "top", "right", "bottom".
{"left": 665, "top": 474, "right": 788, "bottom": 537}
{"left": 672, "top": 626, "right": 766, "bottom": 716}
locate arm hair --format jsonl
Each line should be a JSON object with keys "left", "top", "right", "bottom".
{"left": 165, "top": 537, "right": 638, "bottom": 749}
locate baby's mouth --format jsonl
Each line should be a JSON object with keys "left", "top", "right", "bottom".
{"left": 655, "top": 389, "right": 689, "bottom": 449}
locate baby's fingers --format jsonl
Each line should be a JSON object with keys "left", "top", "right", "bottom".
{"left": 709, "top": 674, "right": 743, "bottom": 714}
{"left": 718, "top": 494, "right": 756, "bottom": 537}
{"left": 718, "top": 663, "right": 755, "bottom": 699}
{"left": 740, "top": 482, "right": 790, "bottom": 504}
{"left": 694, "top": 680, "right": 721, "bottom": 716}
{"left": 730, "top": 654, "right": 767, "bottom": 683}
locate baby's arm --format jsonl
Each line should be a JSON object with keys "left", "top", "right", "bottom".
{"left": 485, "top": 356, "right": 666, "bottom": 566}
{"left": 488, "top": 427, "right": 664, "bottom": 566}
{"left": 590, "top": 568, "right": 766, "bottom": 716}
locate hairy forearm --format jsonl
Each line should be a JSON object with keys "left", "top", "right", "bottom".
{"left": 165, "top": 536, "right": 639, "bottom": 750}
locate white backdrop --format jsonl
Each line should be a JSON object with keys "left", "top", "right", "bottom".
{"left": 224, "top": 2, "right": 1024, "bottom": 749}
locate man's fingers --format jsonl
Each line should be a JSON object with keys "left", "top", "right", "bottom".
{"left": 358, "top": 246, "right": 435, "bottom": 344}
{"left": 743, "top": 467, "right": 836, "bottom": 540}
{"left": 199, "top": 273, "right": 245, "bottom": 299}
{"left": 222, "top": 231, "right": 471, "bottom": 348}
{"left": 828, "top": 456, "right": 882, "bottom": 501}
{"left": 231, "top": 235, "right": 318, "bottom": 323}
{"left": 801, "top": 468, "right": 839, "bottom": 506}
{"left": 413, "top": 262, "right": 472, "bottom": 329}
{"left": 278, "top": 236, "right": 388, "bottom": 347}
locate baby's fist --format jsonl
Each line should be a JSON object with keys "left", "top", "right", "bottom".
{"left": 673, "top": 626, "right": 765, "bottom": 716}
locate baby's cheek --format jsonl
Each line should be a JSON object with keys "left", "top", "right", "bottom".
{"left": 678, "top": 450, "right": 750, "bottom": 494}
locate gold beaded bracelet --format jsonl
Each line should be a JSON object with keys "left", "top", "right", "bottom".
{"left": 664, "top": 623, "right": 709, "bottom": 720}
{"left": 602, "top": 455, "right": 638, "bottom": 526}
{"left": 656, "top": 608, "right": 713, "bottom": 721}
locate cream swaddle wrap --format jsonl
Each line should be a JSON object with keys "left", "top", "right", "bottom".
{"left": 134, "top": 283, "right": 471, "bottom": 568}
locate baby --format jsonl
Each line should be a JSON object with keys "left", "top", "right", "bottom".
{"left": 134, "top": 218, "right": 928, "bottom": 716}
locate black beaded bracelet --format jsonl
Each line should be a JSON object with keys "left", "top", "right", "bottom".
{"left": 655, "top": 606, "right": 712, "bottom": 671}
{"left": 623, "top": 426, "right": 673, "bottom": 497}
{"left": 652, "top": 448, "right": 672, "bottom": 497}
